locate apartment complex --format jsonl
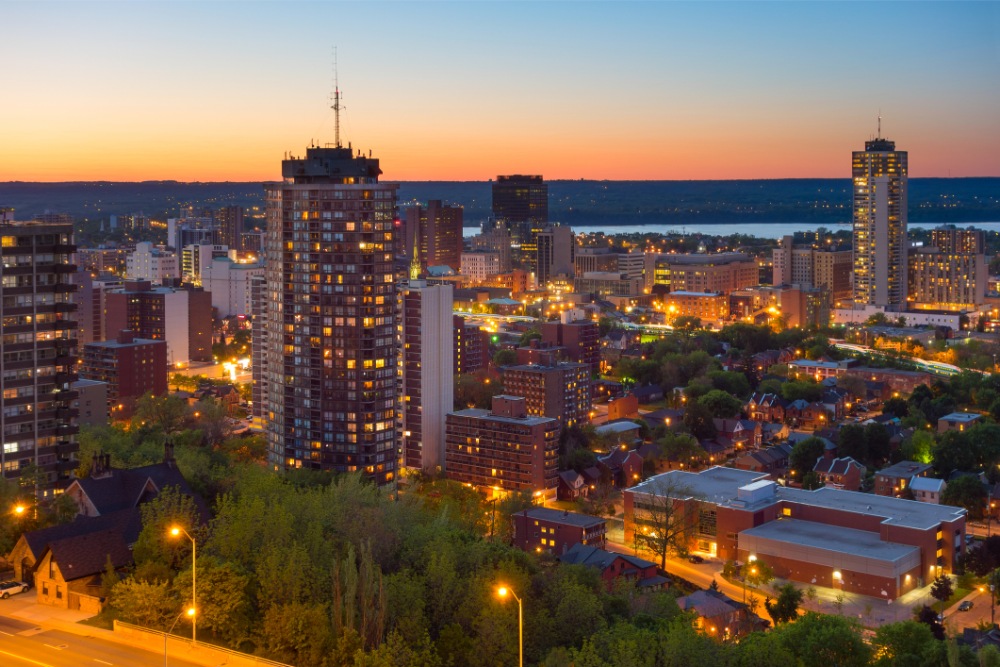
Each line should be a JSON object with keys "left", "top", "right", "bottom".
{"left": 502, "top": 357, "right": 591, "bottom": 427}
{"left": 772, "top": 235, "right": 852, "bottom": 306}
{"left": 0, "top": 221, "right": 79, "bottom": 494}
{"left": 536, "top": 224, "right": 575, "bottom": 285}
{"left": 492, "top": 175, "right": 548, "bottom": 260}
{"left": 402, "top": 200, "right": 463, "bottom": 273}
{"left": 260, "top": 142, "right": 398, "bottom": 486}
{"left": 104, "top": 280, "right": 212, "bottom": 364}
{"left": 445, "top": 395, "right": 560, "bottom": 499}
{"left": 81, "top": 329, "right": 167, "bottom": 419}
{"left": 651, "top": 253, "right": 758, "bottom": 295}
{"left": 908, "top": 225, "right": 986, "bottom": 311}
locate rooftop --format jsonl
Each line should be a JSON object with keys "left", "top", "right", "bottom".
{"left": 939, "top": 412, "right": 982, "bottom": 423}
{"left": 520, "top": 507, "right": 606, "bottom": 529}
{"left": 741, "top": 517, "right": 920, "bottom": 564}
{"left": 876, "top": 461, "right": 933, "bottom": 479}
{"left": 449, "top": 407, "right": 558, "bottom": 427}
{"left": 629, "top": 466, "right": 966, "bottom": 530}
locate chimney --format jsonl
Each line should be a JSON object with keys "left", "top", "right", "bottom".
{"left": 164, "top": 438, "right": 176, "bottom": 468}
{"left": 117, "top": 329, "right": 135, "bottom": 344}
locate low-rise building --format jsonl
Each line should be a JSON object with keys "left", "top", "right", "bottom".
{"left": 445, "top": 396, "right": 560, "bottom": 500}
{"left": 910, "top": 477, "right": 947, "bottom": 504}
{"left": 813, "top": 456, "right": 866, "bottom": 491}
{"left": 80, "top": 329, "right": 167, "bottom": 420}
{"left": 624, "top": 467, "right": 966, "bottom": 599}
{"left": 512, "top": 507, "right": 606, "bottom": 555}
{"left": 938, "top": 412, "right": 983, "bottom": 434}
{"left": 559, "top": 543, "right": 667, "bottom": 591}
{"left": 875, "top": 461, "right": 934, "bottom": 497}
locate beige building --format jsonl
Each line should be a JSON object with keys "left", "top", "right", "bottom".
{"left": 651, "top": 253, "right": 758, "bottom": 295}
{"left": 908, "top": 226, "right": 986, "bottom": 312}
{"left": 773, "top": 236, "right": 852, "bottom": 307}
{"left": 574, "top": 271, "right": 643, "bottom": 297}
{"left": 664, "top": 291, "right": 729, "bottom": 324}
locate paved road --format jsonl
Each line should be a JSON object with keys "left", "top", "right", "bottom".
{"left": 0, "top": 615, "right": 201, "bottom": 667}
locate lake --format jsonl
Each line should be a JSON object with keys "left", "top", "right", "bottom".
{"left": 463, "top": 221, "right": 1000, "bottom": 240}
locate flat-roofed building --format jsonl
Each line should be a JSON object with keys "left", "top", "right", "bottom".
{"left": 81, "top": 329, "right": 168, "bottom": 420}
{"left": 938, "top": 412, "right": 983, "bottom": 433}
{"left": 512, "top": 507, "right": 607, "bottom": 555}
{"left": 502, "top": 356, "right": 591, "bottom": 427}
{"left": 651, "top": 253, "right": 758, "bottom": 295}
{"left": 574, "top": 271, "right": 643, "bottom": 298}
{"left": 624, "top": 466, "right": 967, "bottom": 599}
{"left": 445, "top": 395, "right": 560, "bottom": 500}
{"left": 664, "top": 291, "right": 728, "bottom": 324}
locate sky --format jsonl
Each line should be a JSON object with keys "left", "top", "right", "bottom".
{"left": 2, "top": 1, "right": 999, "bottom": 182}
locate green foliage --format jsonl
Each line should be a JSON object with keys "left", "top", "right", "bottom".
{"left": 764, "top": 583, "right": 803, "bottom": 624}
{"left": 696, "top": 389, "right": 743, "bottom": 419}
{"left": 779, "top": 380, "right": 823, "bottom": 403}
{"left": 771, "top": 612, "right": 871, "bottom": 667}
{"left": 789, "top": 437, "right": 826, "bottom": 479}
{"left": 682, "top": 401, "right": 718, "bottom": 441}
{"left": 109, "top": 578, "right": 177, "bottom": 629}
{"left": 454, "top": 372, "right": 501, "bottom": 409}
{"left": 941, "top": 475, "right": 988, "bottom": 520}
{"left": 492, "top": 349, "right": 516, "bottom": 367}
{"left": 870, "top": 620, "right": 938, "bottom": 667}
{"left": 132, "top": 485, "right": 205, "bottom": 573}
{"left": 929, "top": 574, "right": 954, "bottom": 603}
{"left": 173, "top": 556, "right": 251, "bottom": 644}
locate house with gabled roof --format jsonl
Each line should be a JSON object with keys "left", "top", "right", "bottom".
{"left": 558, "top": 543, "right": 668, "bottom": 591}
{"left": 745, "top": 392, "right": 788, "bottom": 423}
{"left": 813, "top": 456, "right": 866, "bottom": 491}
{"left": 34, "top": 527, "right": 133, "bottom": 612}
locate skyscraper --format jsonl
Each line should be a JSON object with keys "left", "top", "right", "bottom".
{"left": 0, "top": 220, "right": 79, "bottom": 496}
{"left": 215, "top": 205, "right": 245, "bottom": 251}
{"left": 852, "top": 133, "right": 908, "bottom": 308}
{"left": 402, "top": 200, "right": 463, "bottom": 273}
{"left": 536, "top": 224, "right": 575, "bottom": 285}
{"left": 261, "top": 144, "right": 398, "bottom": 486}
{"left": 492, "top": 175, "right": 548, "bottom": 261}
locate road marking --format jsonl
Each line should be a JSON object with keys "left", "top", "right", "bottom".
{"left": 93, "top": 659, "right": 113, "bottom": 665}
{"left": 0, "top": 648, "right": 55, "bottom": 667}
{"left": 0, "top": 630, "right": 12, "bottom": 636}
{"left": 43, "top": 643, "right": 68, "bottom": 650}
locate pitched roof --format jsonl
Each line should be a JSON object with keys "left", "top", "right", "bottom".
{"left": 814, "top": 456, "right": 866, "bottom": 477}
{"left": 909, "top": 477, "right": 946, "bottom": 494}
{"left": 44, "top": 528, "right": 134, "bottom": 581}
{"left": 677, "top": 589, "right": 743, "bottom": 618}
{"left": 70, "top": 462, "right": 204, "bottom": 516}
{"left": 19, "top": 508, "right": 142, "bottom": 560}
{"left": 558, "top": 543, "right": 658, "bottom": 572}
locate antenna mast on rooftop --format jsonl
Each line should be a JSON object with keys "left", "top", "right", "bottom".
{"left": 877, "top": 110, "right": 882, "bottom": 139}
{"left": 331, "top": 47, "right": 345, "bottom": 148}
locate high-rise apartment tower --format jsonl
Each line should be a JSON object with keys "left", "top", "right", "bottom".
{"left": 261, "top": 144, "right": 398, "bottom": 486}
{"left": 852, "top": 133, "right": 908, "bottom": 308}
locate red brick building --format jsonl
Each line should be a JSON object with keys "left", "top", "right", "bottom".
{"left": 502, "top": 356, "right": 591, "bottom": 427}
{"left": 81, "top": 330, "right": 167, "bottom": 419}
{"left": 559, "top": 544, "right": 667, "bottom": 591}
{"left": 812, "top": 456, "right": 866, "bottom": 491}
{"left": 624, "top": 467, "right": 966, "bottom": 599}
{"left": 541, "top": 318, "right": 600, "bottom": 373}
{"left": 512, "top": 507, "right": 606, "bottom": 554}
{"left": 445, "top": 396, "right": 560, "bottom": 500}
{"left": 875, "top": 461, "right": 934, "bottom": 497}
{"left": 104, "top": 280, "right": 212, "bottom": 364}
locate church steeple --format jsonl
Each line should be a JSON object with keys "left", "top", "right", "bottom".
{"left": 410, "top": 230, "right": 422, "bottom": 280}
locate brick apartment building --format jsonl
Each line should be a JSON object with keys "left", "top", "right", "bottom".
{"left": 625, "top": 467, "right": 966, "bottom": 599}
{"left": 81, "top": 329, "right": 167, "bottom": 419}
{"left": 541, "top": 315, "right": 600, "bottom": 372}
{"left": 512, "top": 507, "right": 607, "bottom": 555}
{"left": 445, "top": 395, "right": 560, "bottom": 500}
{"left": 105, "top": 280, "right": 212, "bottom": 364}
{"left": 502, "top": 354, "right": 591, "bottom": 427}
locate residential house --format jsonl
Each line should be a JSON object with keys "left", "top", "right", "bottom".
{"left": 558, "top": 543, "right": 668, "bottom": 591}
{"left": 631, "top": 385, "right": 664, "bottom": 404}
{"left": 745, "top": 393, "right": 788, "bottom": 423}
{"left": 910, "top": 477, "right": 947, "bottom": 504}
{"left": 676, "top": 589, "right": 762, "bottom": 639}
{"left": 938, "top": 412, "right": 983, "bottom": 434}
{"left": 733, "top": 443, "right": 794, "bottom": 477}
{"left": 813, "top": 456, "right": 866, "bottom": 491}
{"left": 597, "top": 447, "right": 645, "bottom": 488}
{"left": 557, "top": 470, "right": 588, "bottom": 501}
{"left": 33, "top": 528, "right": 134, "bottom": 612}
{"left": 512, "top": 507, "right": 607, "bottom": 555}
{"left": 195, "top": 384, "right": 242, "bottom": 416}
{"left": 713, "top": 418, "right": 763, "bottom": 451}
{"left": 874, "top": 461, "right": 934, "bottom": 498}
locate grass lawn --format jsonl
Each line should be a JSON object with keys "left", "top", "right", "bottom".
{"left": 932, "top": 586, "right": 972, "bottom": 613}
{"left": 79, "top": 609, "right": 116, "bottom": 630}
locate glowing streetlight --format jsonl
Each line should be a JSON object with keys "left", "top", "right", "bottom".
{"left": 497, "top": 586, "right": 523, "bottom": 667}
{"left": 168, "top": 526, "right": 197, "bottom": 645}
{"left": 164, "top": 607, "right": 195, "bottom": 667}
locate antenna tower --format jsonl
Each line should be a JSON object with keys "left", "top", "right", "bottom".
{"left": 877, "top": 110, "right": 882, "bottom": 139}
{"left": 331, "top": 47, "right": 345, "bottom": 148}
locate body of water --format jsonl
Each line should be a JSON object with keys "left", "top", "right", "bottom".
{"left": 463, "top": 221, "right": 1000, "bottom": 240}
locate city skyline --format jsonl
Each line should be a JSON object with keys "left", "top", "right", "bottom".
{"left": 2, "top": 1, "right": 998, "bottom": 182}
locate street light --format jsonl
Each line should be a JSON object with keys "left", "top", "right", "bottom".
{"left": 497, "top": 586, "right": 523, "bottom": 667}
{"left": 169, "top": 526, "right": 197, "bottom": 645}
{"left": 164, "top": 607, "right": 195, "bottom": 667}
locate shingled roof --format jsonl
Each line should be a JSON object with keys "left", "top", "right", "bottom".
{"left": 43, "top": 528, "right": 134, "bottom": 581}
{"left": 20, "top": 507, "right": 142, "bottom": 562}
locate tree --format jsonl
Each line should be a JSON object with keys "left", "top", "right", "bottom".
{"left": 765, "top": 583, "right": 803, "bottom": 624}
{"left": 789, "top": 437, "right": 825, "bottom": 479}
{"left": 707, "top": 370, "right": 751, "bottom": 399}
{"left": 930, "top": 574, "right": 954, "bottom": 603}
{"left": 863, "top": 422, "right": 892, "bottom": 467}
{"left": 941, "top": 475, "right": 988, "bottom": 520}
{"left": 771, "top": 612, "right": 871, "bottom": 667}
{"left": 871, "top": 620, "right": 939, "bottom": 667}
{"left": 454, "top": 372, "right": 500, "bottom": 410}
{"left": 682, "top": 401, "right": 717, "bottom": 441}
{"left": 883, "top": 396, "right": 910, "bottom": 418}
{"left": 492, "top": 349, "right": 516, "bottom": 367}
{"left": 260, "top": 602, "right": 333, "bottom": 666}
{"left": 133, "top": 392, "right": 190, "bottom": 434}
{"left": 173, "top": 556, "right": 251, "bottom": 644}
{"left": 109, "top": 578, "right": 178, "bottom": 629}
{"left": 836, "top": 424, "right": 867, "bottom": 463}
{"left": 696, "top": 390, "right": 743, "bottom": 419}
{"left": 914, "top": 605, "right": 946, "bottom": 640}
{"left": 631, "top": 477, "right": 698, "bottom": 568}
{"left": 656, "top": 432, "right": 708, "bottom": 468}
{"left": 836, "top": 375, "right": 868, "bottom": 401}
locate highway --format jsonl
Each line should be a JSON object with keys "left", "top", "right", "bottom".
{"left": 0, "top": 614, "right": 202, "bottom": 667}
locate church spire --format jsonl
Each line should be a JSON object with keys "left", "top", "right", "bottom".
{"left": 410, "top": 230, "right": 422, "bottom": 280}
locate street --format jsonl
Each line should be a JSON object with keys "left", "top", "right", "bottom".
{"left": 0, "top": 614, "right": 202, "bottom": 667}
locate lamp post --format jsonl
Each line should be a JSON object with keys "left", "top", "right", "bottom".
{"left": 164, "top": 607, "right": 195, "bottom": 667}
{"left": 169, "top": 526, "right": 196, "bottom": 645}
{"left": 497, "top": 586, "right": 523, "bottom": 667}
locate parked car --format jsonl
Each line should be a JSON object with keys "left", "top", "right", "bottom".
{"left": 0, "top": 581, "right": 29, "bottom": 599}
{"left": 959, "top": 600, "right": 974, "bottom": 612}
{"left": 687, "top": 555, "right": 705, "bottom": 564}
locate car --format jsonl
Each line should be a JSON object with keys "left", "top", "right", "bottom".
{"left": 687, "top": 555, "right": 705, "bottom": 564}
{"left": 959, "top": 600, "right": 974, "bottom": 612}
{"left": 0, "top": 581, "right": 29, "bottom": 599}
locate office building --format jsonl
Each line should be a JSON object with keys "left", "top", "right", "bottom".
{"left": 492, "top": 175, "right": 548, "bottom": 261}
{"left": 126, "top": 242, "right": 179, "bottom": 285}
{"left": 402, "top": 200, "right": 463, "bottom": 274}
{"left": 469, "top": 226, "right": 514, "bottom": 273}
{"left": 536, "top": 225, "right": 575, "bottom": 286}
{"left": 625, "top": 467, "right": 966, "bottom": 599}
{"left": 461, "top": 250, "right": 502, "bottom": 284}
{"left": 772, "top": 235, "right": 852, "bottom": 306}
{"left": 104, "top": 280, "right": 212, "bottom": 364}
{"left": 650, "top": 253, "right": 758, "bottom": 295}
{"left": 908, "top": 225, "right": 986, "bottom": 311}
{"left": 502, "top": 355, "right": 591, "bottom": 427}
{"left": 853, "top": 134, "right": 908, "bottom": 308}
{"left": 574, "top": 272, "right": 644, "bottom": 298}
{"left": 81, "top": 329, "right": 168, "bottom": 419}
{"left": 181, "top": 243, "right": 229, "bottom": 284}
{"left": 445, "top": 395, "right": 560, "bottom": 499}
{"left": 400, "top": 277, "right": 454, "bottom": 472}
{"left": 261, "top": 142, "right": 398, "bottom": 486}
{"left": 0, "top": 220, "right": 79, "bottom": 495}
{"left": 215, "top": 205, "right": 245, "bottom": 251}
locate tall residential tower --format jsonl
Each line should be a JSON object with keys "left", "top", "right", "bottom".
{"left": 852, "top": 133, "right": 908, "bottom": 309}
{"left": 261, "top": 144, "right": 398, "bottom": 486}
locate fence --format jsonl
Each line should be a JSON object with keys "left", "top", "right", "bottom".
{"left": 114, "top": 620, "right": 292, "bottom": 667}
